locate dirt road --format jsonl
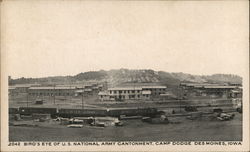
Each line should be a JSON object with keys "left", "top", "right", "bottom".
{"left": 9, "top": 113, "right": 242, "bottom": 141}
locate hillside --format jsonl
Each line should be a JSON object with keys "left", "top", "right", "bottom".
{"left": 9, "top": 69, "right": 242, "bottom": 87}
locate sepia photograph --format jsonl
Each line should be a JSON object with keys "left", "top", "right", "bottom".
{"left": 1, "top": 0, "right": 249, "bottom": 151}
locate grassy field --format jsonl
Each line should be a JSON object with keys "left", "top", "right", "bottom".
{"left": 9, "top": 112, "right": 242, "bottom": 141}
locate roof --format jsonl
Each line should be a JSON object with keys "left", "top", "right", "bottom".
{"left": 142, "top": 86, "right": 167, "bottom": 89}
{"left": 98, "top": 91, "right": 109, "bottom": 95}
{"left": 84, "top": 89, "right": 92, "bottom": 92}
{"left": 160, "top": 93, "right": 176, "bottom": 96}
{"left": 9, "top": 86, "right": 16, "bottom": 89}
{"left": 94, "top": 117, "right": 118, "bottom": 121}
{"left": 75, "top": 90, "right": 84, "bottom": 93}
{"left": 180, "top": 83, "right": 238, "bottom": 89}
{"left": 11, "top": 84, "right": 41, "bottom": 88}
{"left": 108, "top": 87, "right": 142, "bottom": 91}
{"left": 75, "top": 89, "right": 92, "bottom": 92}
{"left": 142, "top": 90, "right": 151, "bottom": 94}
{"left": 203, "top": 86, "right": 237, "bottom": 89}
{"left": 180, "top": 83, "right": 219, "bottom": 87}
{"left": 108, "top": 85, "right": 167, "bottom": 90}
{"left": 193, "top": 85, "right": 204, "bottom": 88}
{"left": 231, "top": 90, "right": 242, "bottom": 93}
{"left": 29, "top": 86, "right": 75, "bottom": 90}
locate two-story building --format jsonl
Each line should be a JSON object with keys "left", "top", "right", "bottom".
{"left": 98, "top": 85, "right": 167, "bottom": 101}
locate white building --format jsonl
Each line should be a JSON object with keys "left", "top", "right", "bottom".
{"left": 98, "top": 85, "right": 167, "bottom": 101}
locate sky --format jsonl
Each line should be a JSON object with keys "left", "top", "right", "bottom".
{"left": 1, "top": 1, "right": 249, "bottom": 78}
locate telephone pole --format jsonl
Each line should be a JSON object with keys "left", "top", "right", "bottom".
{"left": 26, "top": 91, "right": 29, "bottom": 107}
{"left": 179, "top": 87, "right": 182, "bottom": 112}
{"left": 53, "top": 84, "right": 56, "bottom": 105}
{"left": 70, "top": 84, "right": 72, "bottom": 103}
{"left": 81, "top": 85, "right": 84, "bottom": 109}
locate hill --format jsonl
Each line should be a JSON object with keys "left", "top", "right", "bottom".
{"left": 9, "top": 69, "right": 242, "bottom": 87}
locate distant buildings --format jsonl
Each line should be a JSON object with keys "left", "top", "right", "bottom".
{"left": 28, "top": 86, "right": 75, "bottom": 96}
{"left": 8, "top": 82, "right": 242, "bottom": 101}
{"left": 8, "top": 84, "right": 41, "bottom": 95}
{"left": 8, "top": 83, "right": 104, "bottom": 97}
{"left": 180, "top": 83, "right": 242, "bottom": 99}
{"left": 98, "top": 86, "right": 167, "bottom": 101}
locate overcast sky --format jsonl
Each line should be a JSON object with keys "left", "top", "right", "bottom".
{"left": 2, "top": 1, "right": 249, "bottom": 78}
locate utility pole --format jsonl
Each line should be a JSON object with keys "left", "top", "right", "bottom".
{"left": 81, "top": 85, "right": 84, "bottom": 109}
{"left": 179, "top": 87, "right": 182, "bottom": 112}
{"left": 26, "top": 91, "right": 29, "bottom": 107}
{"left": 70, "top": 83, "right": 72, "bottom": 103}
{"left": 53, "top": 84, "right": 56, "bottom": 105}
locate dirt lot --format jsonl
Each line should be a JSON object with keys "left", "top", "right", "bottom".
{"left": 9, "top": 94, "right": 104, "bottom": 109}
{"left": 9, "top": 94, "right": 242, "bottom": 141}
{"left": 9, "top": 112, "right": 242, "bottom": 141}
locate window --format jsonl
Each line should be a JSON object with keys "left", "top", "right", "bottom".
{"left": 132, "top": 90, "right": 135, "bottom": 93}
{"left": 137, "top": 90, "right": 140, "bottom": 93}
{"left": 114, "top": 91, "right": 117, "bottom": 94}
{"left": 119, "top": 91, "right": 122, "bottom": 94}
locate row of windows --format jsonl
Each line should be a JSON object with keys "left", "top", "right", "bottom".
{"left": 110, "top": 90, "right": 141, "bottom": 94}
{"left": 110, "top": 89, "right": 166, "bottom": 94}
{"left": 100, "top": 94, "right": 149, "bottom": 98}
{"left": 151, "top": 92, "right": 164, "bottom": 95}
{"left": 143, "top": 88, "right": 166, "bottom": 91}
